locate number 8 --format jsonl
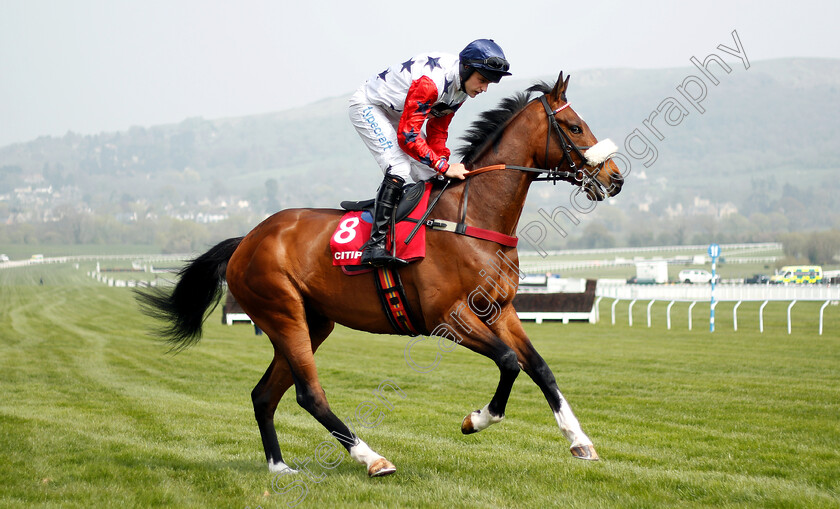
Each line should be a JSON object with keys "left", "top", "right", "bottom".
{"left": 333, "top": 217, "right": 360, "bottom": 244}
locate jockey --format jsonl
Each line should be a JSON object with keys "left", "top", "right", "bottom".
{"left": 349, "top": 39, "right": 512, "bottom": 266}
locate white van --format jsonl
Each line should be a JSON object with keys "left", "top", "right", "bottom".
{"left": 678, "top": 269, "right": 715, "bottom": 284}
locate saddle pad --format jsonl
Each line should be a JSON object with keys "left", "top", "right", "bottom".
{"left": 330, "top": 182, "right": 431, "bottom": 267}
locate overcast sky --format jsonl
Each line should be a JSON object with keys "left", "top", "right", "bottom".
{"left": 1, "top": 0, "right": 838, "bottom": 147}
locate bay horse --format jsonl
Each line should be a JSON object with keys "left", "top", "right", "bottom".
{"left": 137, "top": 72, "right": 624, "bottom": 477}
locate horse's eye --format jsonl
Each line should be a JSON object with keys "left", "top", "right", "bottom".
{"left": 570, "top": 125, "right": 583, "bottom": 134}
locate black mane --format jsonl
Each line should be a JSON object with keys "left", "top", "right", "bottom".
{"left": 457, "top": 82, "right": 554, "bottom": 165}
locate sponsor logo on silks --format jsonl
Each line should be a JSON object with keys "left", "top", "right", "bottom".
{"left": 361, "top": 106, "right": 394, "bottom": 151}
{"left": 334, "top": 250, "right": 363, "bottom": 261}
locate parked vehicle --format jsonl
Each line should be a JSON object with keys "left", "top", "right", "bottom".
{"left": 745, "top": 274, "right": 770, "bottom": 284}
{"left": 823, "top": 270, "right": 840, "bottom": 285}
{"left": 634, "top": 261, "right": 669, "bottom": 284}
{"left": 769, "top": 265, "right": 822, "bottom": 284}
{"left": 626, "top": 276, "right": 657, "bottom": 285}
{"left": 678, "top": 269, "right": 716, "bottom": 284}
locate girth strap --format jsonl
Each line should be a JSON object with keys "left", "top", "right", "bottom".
{"left": 374, "top": 267, "right": 421, "bottom": 336}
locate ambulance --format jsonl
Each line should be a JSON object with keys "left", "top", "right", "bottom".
{"left": 769, "top": 266, "right": 822, "bottom": 284}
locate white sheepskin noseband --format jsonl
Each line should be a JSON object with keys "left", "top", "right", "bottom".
{"left": 584, "top": 139, "right": 618, "bottom": 166}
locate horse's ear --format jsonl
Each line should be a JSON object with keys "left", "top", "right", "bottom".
{"left": 551, "top": 71, "right": 571, "bottom": 102}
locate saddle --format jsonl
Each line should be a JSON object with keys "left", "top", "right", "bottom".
{"left": 330, "top": 181, "right": 434, "bottom": 269}
{"left": 331, "top": 176, "right": 517, "bottom": 271}
{"left": 339, "top": 180, "right": 430, "bottom": 221}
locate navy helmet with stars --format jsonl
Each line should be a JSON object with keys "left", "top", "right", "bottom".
{"left": 459, "top": 39, "right": 512, "bottom": 84}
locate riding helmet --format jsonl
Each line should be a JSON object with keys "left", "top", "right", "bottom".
{"left": 459, "top": 39, "right": 512, "bottom": 84}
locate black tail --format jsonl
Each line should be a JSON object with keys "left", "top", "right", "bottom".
{"left": 135, "top": 237, "right": 244, "bottom": 351}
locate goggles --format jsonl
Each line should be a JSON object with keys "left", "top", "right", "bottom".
{"left": 465, "top": 56, "right": 510, "bottom": 72}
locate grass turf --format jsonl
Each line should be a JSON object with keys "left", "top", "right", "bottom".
{"left": 1, "top": 263, "right": 838, "bottom": 508}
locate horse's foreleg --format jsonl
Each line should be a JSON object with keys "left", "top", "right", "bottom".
{"left": 522, "top": 344, "right": 598, "bottom": 458}
{"left": 460, "top": 345, "right": 519, "bottom": 434}
{"left": 444, "top": 310, "right": 521, "bottom": 434}
{"left": 495, "top": 311, "right": 598, "bottom": 460}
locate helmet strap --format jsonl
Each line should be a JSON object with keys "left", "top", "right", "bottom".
{"left": 459, "top": 63, "right": 473, "bottom": 91}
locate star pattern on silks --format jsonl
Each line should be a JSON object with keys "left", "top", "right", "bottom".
{"left": 377, "top": 69, "right": 390, "bottom": 81}
{"left": 402, "top": 128, "right": 419, "bottom": 144}
{"left": 415, "top": 99, "right": 433, "bottom": 115}
{"left": 425, "top": 56, "right": 441, "bottom": 70}
{"left": 443, "top": 76, "right": 453, "bottom": 93}
{"left": 419, "top": 154, "right": 432, "bottom": 166}
{"left": 401, "top": 58, "right": 415, "bottom": 73}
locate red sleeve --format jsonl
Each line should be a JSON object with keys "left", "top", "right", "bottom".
{"left": 426, "top": 113, "right": 453, "bottom": 160}
{"left": 398, "top": 76, "right": 449, "bottom": 173}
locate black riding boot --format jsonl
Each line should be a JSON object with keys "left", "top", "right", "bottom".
{"left": 360, "top": 174, "right": 408, "bottom": 267}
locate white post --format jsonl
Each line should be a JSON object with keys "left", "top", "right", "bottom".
{"left": 733, "top": 301, "right": 742, "bottom": 331}
{"left": 688, "top": 301, "right": 697, "bottom": 331}
{"left": 648, "top": 299, "right": 656, "bottom": 329}
{"left": 611, "top": 299, "right": 620, "bottom": 325}
{"left": 820, "top": 300, "right": 830, "bottom": 335}
{"left": 787, "top": 300, "right": 797, "bottom": 335}
{"left": 666, "top": 301, "right": 675, "bottom": 330}
{"left": 759, "top": 300, "right": 769, "bottom": 333}
{"left": 628, "top": 299, "right": 637, "bottom": 327}
{"left": 594, "top": 296, "right": 603, "bottom": 323}
{"left": 710, "top": 301, "right": 718, "bottom": 333}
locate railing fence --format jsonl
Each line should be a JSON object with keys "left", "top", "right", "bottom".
{"left": 597, "top": 283, "right": 839, "bottom": 335}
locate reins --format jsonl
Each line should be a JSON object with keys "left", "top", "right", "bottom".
{"left": 464, "top": 163, "right": 583, "bottom": 182}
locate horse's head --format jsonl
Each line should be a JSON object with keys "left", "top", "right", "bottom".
{"left": 538, "top": 72, "right": 623, "bottom": 200}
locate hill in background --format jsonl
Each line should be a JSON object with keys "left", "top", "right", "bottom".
{"left": 1, "top": 58, "right": 838, "bottom": 250}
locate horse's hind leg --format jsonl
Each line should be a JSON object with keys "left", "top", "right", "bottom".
{"left": 289, "top": 368, "right": 396, "bottom": 477}
{"left": 252, "top": 356, "right": 295, "bottom": 472}
{"left": 251, "top": 312, "right": 333, "bottom": 472}
{"left": 263, "top": 311, "right": 396, "bottom": 477}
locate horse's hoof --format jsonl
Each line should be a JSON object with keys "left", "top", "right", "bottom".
{"left": 570, "top": 444, "right": 600, "bottom": 461}
{"left": 461, "top": 407, "right": 503, "bottom": 434}
{"left": 461, "top": 413, "right": 477, "bottom": 434}
{"left": 268, "top": 460, "right": 298, "bottom": 473}
{"left": 368, "top": 458, "right": 396, "bottom": 477}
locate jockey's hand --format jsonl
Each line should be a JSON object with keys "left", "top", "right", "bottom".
{"left": 444, "top": 163, "right": 469, "bottom": 180}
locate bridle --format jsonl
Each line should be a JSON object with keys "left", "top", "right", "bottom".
{"left": 405, "top": 94, "right": 615, "bottom": 245}
{"left": 466, "top": 94, "right": 610, "bottom": 197}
